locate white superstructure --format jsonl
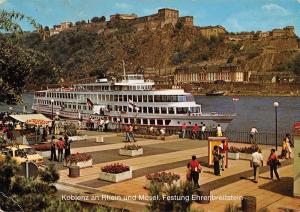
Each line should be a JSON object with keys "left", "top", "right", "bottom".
{"left": 32, "top": 74, "right": 235, "bottom": 130}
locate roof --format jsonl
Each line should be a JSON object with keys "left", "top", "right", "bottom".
{"left": 9, "top": 114, "right": 51, "bottom": 123}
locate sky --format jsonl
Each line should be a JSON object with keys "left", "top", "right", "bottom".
{"left": 0, "top": 0, "right": 299, "bottom": 35}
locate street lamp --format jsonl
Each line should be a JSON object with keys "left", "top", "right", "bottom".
{"left": 273, "top": 102, "right": 279, "bottom": 151}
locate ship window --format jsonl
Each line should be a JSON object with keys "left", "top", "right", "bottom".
{"left": 165, "top": 120, "right": 171, "bottom": 125}
{"left": 161, "top": 107, "right": 167, "bottom": 114}
{"left": 130, "top": 118, "right": 134, "bottom": 124}
{"left": 154, "top": 96, "right": 161, "bottom": 102}
{"left": 128, "top": 95, "right": 132, "bottom": 101}
{"left": 178, "top": 95, "right": 187, "bottom": 102}
{"left": 150, "top": 119, "right": 155, "bottom": 125}
{"left": 157, "top": 120, "right": 163, "bottom": 125}
{"left": 123, "top": 106, "right": 127, "bottom": 112}
{"left": 133, "top": 95, "right": 137, "bottom": 102}
{"left": 128, "top": 107, "right": 132, "bottom": 112}
{"left": 137, "top": 119, "right": 141, "bottom": 124}
{"left": 73, "top": 105, "right": 76, "bottom": 109}
{"left": 172, "top": 95, "right": 178, "bottom": 102}
{"left": 143, "top": 95, "right": 148, "bottom": 102}
{"left": 83, "top": 106, "right": 87, "bottom": 110}
{"left": 148, "top": 107, "right": 153, "bottom": 113}
{"left": 124, "top": 118, "right": 128, "bottom": 123}
{"left": 78, "top": 105, "right": 81, "bottom": 109}
{"left": 114, "top": 95, "right": 118, "bottom": 101}
{"left": 154, "top": 107, "right": 159, "bottom": 114}
{"left": 138, "top": 95, "right": 142, "bottom": 102}
{"left": 143, "top": 119, "right": 148, "bottom": 125}
{"left": 113, "top": 117, "right": 117, "bottom": 122}
{"left": 114, "top": 105, "right": 118, "bottom": 111}
{"left": 176, "top": 107, "right": 188, "bottom": 114}
{"left": 119, "top": 95, "right": 123, "bottom": 101}
{"left": 143, "top": 107, "right": 147, "bottom": 113}
{"left": 166, "top": 96, "right": 172, "bottom": 102}
{"left": 98, "top": 94, "right": 101, "bottom": 100}
{"left": 168, "top": 107, "right": 174, "bottom": 114}
{"left": 109, "top": 95, "right": 112, "bottom": 101}
{"left": 123, "top": 95, "right": 127, "bottom": 102}
{"left": 148, "top": 95, "right": 153, "bottom": 102}
{"left": 161, "top": 96, "right": 167, "bottom": 102}
{"left": 68, "top": 93, "right": 71, "bottom": 98}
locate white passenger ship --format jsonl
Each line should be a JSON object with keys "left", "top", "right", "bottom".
{"left": 32, "top": 74, "right": 235, "bottom": 130}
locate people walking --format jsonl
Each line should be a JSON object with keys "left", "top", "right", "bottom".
{"left": 251, "top": 146, "right": 263, "bottom": 183}
{"left": 219, "top": 140, "right": 228, "bottom": 171}
{"left": 189, "top": 155, "right": 202, "bottom": 188}
{"left": 200, "top": 124, "right": 206, "bottom": 140}
{"left": 212, "top": 146, "right": 221, "bottom": 176}
{"left": 250, "top": 127, "right": 258, "bottom": 143}
{"left": 124, "top": 125, "right": 131, "bottom": 142}
{"left": 181, "top": 123, "right": 187, "bottom": 139}
{"left": 192, "top": 124, "right": 199, "bottom": 139}
{"left": 56, "top": 137, "right": 65, "bottom": 162}
{"left": 267, "top": 149, "right": 280, "bottom": 181}
{"left": 281, "top": 139, "right": 288, "bottom": 159}
{"left": 64, "top": 135, "right": 72, "bottom": 159}
{"left": 50, "top": 135, "right": 57, "bottom": 161}
{"left": 216, "top": 124, "right": 222, "bottom": 137}
{"left": 129, "top": 124, "right": 136, "bottom": 142}
{"left": 285, "top": 134, "right": 292, "bottom": 159}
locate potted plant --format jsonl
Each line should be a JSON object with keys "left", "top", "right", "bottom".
{"left": 64, "top": 123, "right": 87, "bottom": 141}
{"left": 228, "top": 146, "right": 240, "bottom": 160}
{"left": 239, "top": 145, "right": 258, "bottom": 160}
{"left": 99, "top": 163, "right": 132, "bottom": 182}
{"left": 119, "top": 144, "right": 143, "bottom": 156}
{"left": 64, "top": 152, "right": 93, "bottom": 168}
{"left": 145, "top": 172, "right": 181, "bottom": 189}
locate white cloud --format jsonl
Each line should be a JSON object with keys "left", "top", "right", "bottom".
{"left": 115, "top": 2, "right": 132, "bottom": 9}
{"left": 0, "top": 0, "right": 6, "bottom": 5}
{"left": 261, "top": 3, "right": 290, "bottom": 15}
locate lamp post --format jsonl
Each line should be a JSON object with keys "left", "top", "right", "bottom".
{"left": 273, "top": 102, "right": 279, "bottom": 151}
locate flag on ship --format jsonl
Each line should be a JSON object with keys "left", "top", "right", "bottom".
{"left": 128, "top": 99, "right": 139, "bottom": 112}
{"left": 86, "top": 98, "right": 94, "bottom": 109}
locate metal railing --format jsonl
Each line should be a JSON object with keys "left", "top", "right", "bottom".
{"left": 164, "top": 128, "right": 293, "bottom": 146}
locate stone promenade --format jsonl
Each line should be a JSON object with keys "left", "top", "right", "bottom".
{"left": 54, "top": 131, "right": 300, "bottom": 212}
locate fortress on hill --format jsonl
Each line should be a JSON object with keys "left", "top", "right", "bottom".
{"left": 49, "top": 8, "right": 296, "bottom": 39}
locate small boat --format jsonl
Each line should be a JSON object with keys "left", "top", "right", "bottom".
{"left": 206, "top": 90, "right": 225, "bottom": 96}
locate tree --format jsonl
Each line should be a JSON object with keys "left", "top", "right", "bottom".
{"left": 99, "top": 16, "right": 106, "bottom": 22}
{"left": 0, "top": 10, "right": 40, "bottom": 104}
{"left": 91, "top": 16, "right": 100, "bottom": 23}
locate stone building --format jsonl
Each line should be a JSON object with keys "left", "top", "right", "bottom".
{"left": 197, "top": 25, "right": 227, "bottom": 38}
{"left": 50, "top": 22, "right": 72, "bottom": 36}
{"left": 249, "top": 72, "right": 297, "bottom": 84}
{"left": 174, "top": 64, "right": 247, "bottom": 85}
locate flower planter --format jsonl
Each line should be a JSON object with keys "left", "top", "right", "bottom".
{"left": 239, "top": 153, "right": 252, "bottom": 160}
{"left": 69, "top": 135, "right": 88, "bottom": 141}
{"left": 145, "top": 180, "right": 181, "bottom": 189}
{"left": 64, "top": 158, "right": 93, "bottom": 168}
{"left": 99, "top": 170, "right": 132, "bottom": 182}
{"left": 119, "top": 148, "right": 143, "bottom": 157}
{"left": 228, "top": 152, "right": 240, "bottom": 160}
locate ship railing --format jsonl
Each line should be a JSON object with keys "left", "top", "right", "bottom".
{"left": 201, "top": 112, "right": 236, "bottom": 117}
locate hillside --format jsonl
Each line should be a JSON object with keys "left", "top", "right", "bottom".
{"left": 17, "top": 24, "right": 300, "bottom": 89}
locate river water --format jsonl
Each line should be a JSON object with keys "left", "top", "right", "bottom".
{"left": 1, "top": 93, "right": 299, "bottom": 132}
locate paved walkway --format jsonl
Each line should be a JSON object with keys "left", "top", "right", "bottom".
{"left": 56, "top": 136, "right": 298, "bottom": 212}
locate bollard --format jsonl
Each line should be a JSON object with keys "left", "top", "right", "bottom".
{"left": 242, "top": 196, "right": 256, "bottom": 212}
{"left": 96, "top": 136, "right": 104, "bottom": 143}
{"left": 195, "top": 188, "right": 211, "bottom": 204}
{"left": 69, "top": 166, "right": 80, "bottom": 178}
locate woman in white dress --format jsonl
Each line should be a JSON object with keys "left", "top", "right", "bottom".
{"left": 285, "top": 134, "right": 292, "bottom": 159}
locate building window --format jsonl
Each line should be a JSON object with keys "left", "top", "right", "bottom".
{"left": 150, "top": 119, "right": 155, "bottom": 125}
{"left": 154, "top": 107, "right": 160, "bottom": 114}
